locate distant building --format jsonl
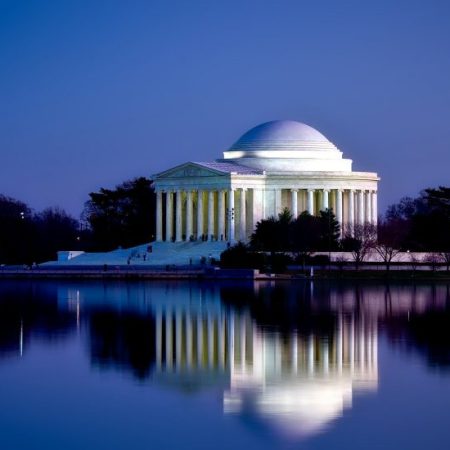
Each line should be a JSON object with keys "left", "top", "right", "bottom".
{"left": 153, "top": 120, "right": 379, "bottom": 243}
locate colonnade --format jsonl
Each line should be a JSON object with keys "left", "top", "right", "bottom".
{"left": 156, "top": 189, "right": 246, "bottom": 243}
{"left": 291, "top": 188, "right": 377, "bottom": 235}
{"left": 155, "top": 309, "right": 230, "bottom": 371}
{"left": 155, "top": 187, "right": 378, "bottom": 242}
{"left": 154, "top": 307, "right": 378, "bottom": 380}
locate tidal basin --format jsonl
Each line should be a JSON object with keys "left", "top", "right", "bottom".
{"left": 1, "top": 280, "right": 449, "bottom": 450}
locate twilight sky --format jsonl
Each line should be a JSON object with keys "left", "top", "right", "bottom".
{"left": 1, "top": 0, "right": 449, "bottom": 217}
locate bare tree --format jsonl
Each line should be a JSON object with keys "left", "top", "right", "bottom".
{"left": 375, "top": 244, "right": 401, "bottom": 271}
{"left": 408, "top": 252, "right": 420, "bottom": 273}
{"left": 440, "top": 252, "right": 450, "bottom": 271}
{"left": 424, "top": 253, "right": 441, "bottom": 272}
{"left": 375, "top": 217, "right": 403, "bottom": 271}
{"left": 341, "top": 223, "right": 377, "bottom": 270}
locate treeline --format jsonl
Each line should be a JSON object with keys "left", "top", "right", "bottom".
{"left": 380, "top": 186, "right": 450, "bottom": 251}
{"left": 0, "top": 177, "right": 156, "bottom": 264}
{"left": 0, "top": 196, "right": 82, "bottom": 264}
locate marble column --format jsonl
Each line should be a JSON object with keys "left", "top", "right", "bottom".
{"left": 175, "top": 190, "right": 182, "bottom": 242}
{"left": 348, "top": 190, "right": 355, "bottom": 235}
{"left": 207, "top": 190, "right": 215, "bottom": 241}
{"left": 218, "top": 190, "right": 225, "bottom": 241}
{"left": 322, "top": 189, "right": 329, "bottom": 210}
{"left": 275, "top": 189, "right": 282, "bottom": 215}
{"left": 358, "top": 190, "right": 364, "bottom": 225}
{"left": 336, "top": 189, "right": 343, "bottom": 230}
{"left": 165, "top": 190, "right": 173, "bottom": 242}
{"left": 291, "top": 189, "right": 298, "bottom": 218}
{"left": 307, "top": 189, "right": 315, "bottom": 215}
{"left": 365, "top": 191, "right": 372, "bottom": 224}
{"left": 186, "top": 191, "right": 193, "bottom": 240}
{"left": 197, "top": 190, "right": 204, "bottom": 240}
{"left": 156, "top": 190, "right": 163, "bottom": 242}
{"left": 371, "top": 191, "right": 378, "bottom": 225}
{"left": 228, "top": 189, "right": 235, "bottom": 242}
{"left": 239, "top": 188, "right": 246, "bottom": 241}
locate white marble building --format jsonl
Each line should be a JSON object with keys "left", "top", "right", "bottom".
{"left": 153, "top": 120, "right": 379, "bottom": 243}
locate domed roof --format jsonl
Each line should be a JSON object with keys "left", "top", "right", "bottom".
{"left": 228, "top": 120, "right": 330, "bottom": 152}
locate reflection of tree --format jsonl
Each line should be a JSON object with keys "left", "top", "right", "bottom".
{"left": 384, "top": 310, "right": 450, "bottom": 370}
{"left": 0, "top": 282, "right": 76, "bottom": 357}
{"left": 88, "top": 309, "right": 156, "bottom": 379}
{"left": 220, "top": 283, "right": 337, "bottom": 337}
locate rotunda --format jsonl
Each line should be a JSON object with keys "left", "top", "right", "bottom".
{"left": 153, "top": 120, "right": 379, "bottom": 243}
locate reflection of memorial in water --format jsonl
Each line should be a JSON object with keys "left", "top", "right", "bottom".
{"left": 50, "top": 281, "right": 450, "bottom": 438}
{"left": 153, "top": 298, "right": 378, "bottom": 438}
{"left": 224, "top": 311, "right": 378, "bottom": 438}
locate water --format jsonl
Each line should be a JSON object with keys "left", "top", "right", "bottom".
{"left": 0, "top": 280, "right": 449, "bottom": 450}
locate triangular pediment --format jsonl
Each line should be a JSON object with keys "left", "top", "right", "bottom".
{"left": 154, "top": 162, "right": 227, "bottom": 179}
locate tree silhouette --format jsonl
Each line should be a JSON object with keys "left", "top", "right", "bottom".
{"left": 83, "top": 177, "right": 156, "bottom": 251}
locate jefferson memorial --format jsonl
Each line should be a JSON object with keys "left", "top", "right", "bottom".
{"left": 153, "top": 120, "right": 379, "bottom": 244}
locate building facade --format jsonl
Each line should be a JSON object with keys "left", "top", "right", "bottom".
{"left": 153, "top": 120, "right": 379, "bottom": 243}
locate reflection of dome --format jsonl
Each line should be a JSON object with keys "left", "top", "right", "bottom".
{"left": 224, "top": 379, "right": 353, "bottom": 439}
{"left": 228, "top": 120, "right": 335, "bottom": 153}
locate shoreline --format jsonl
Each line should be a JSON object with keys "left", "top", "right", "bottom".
{"left": 1, "top": 267, "right": 449, "bottom": 281}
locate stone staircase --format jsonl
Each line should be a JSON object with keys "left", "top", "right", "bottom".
{"left": 45, "top": 241, "right": 229, "bottom": 266}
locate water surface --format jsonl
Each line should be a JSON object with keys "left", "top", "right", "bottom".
{"left": 0, "top": 280, "right": 449, "bottom": 449}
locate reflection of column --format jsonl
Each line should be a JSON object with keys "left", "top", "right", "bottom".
{"left": 240, "top": 318, "right": 246, "bottom": 368}
{"left": 218, "top": 190, "right": 225, "bottom": 241}
{"left": 156, "top": 190, "right": 163, "bottom": 241}
{"left": 207, "top": 191, "right": 214, "bottom": 241}
{"left": 228, "top": 189, "right": 235, "bottom": 242}
{"left": 165, "top": 312, "right": 173, "bottom": 369}
{"left": 323, "top": 340, "right": 329, "bottom": 374}
{"left": 176, "top": 191, "right": 182, "bottom": 242}
{"left": 176, "top": 311, "right": 182, "bottom": 368}
{"left": 156, "top": 310, "right": 162, "bottom": 369}
{"left": 239, "top": 189, "right": 246, "bottom": 241}
{"left": 360, "top": 317, "right": 365, "bottom": 371}
{"left": 208, "top": 315, "right": 214, "bottom": 368}
{"left": 308, "top": 335, "right": 314, "bottom": 375}
{"left": 228, "top": 314, "right": 235, "bottom": 373}
{"left": 307, "top": 189, "right": 315, "bottom": 215}
{"left": 197, "top": 315, "right": 203, "bottom": 367}
{"left": 291, "top": 190, "right": 298, "bottom": 218}
{"left": 337, "top": 314, "right": 343, "bottom": 373}
{"left": 197, "top": 190, "right": 204, "bottom": 240}
{"left": 218, "top": 316, "right": 225, "bottom": 368}
{"left": 373, "top": 325, "right": 378, "bottom": 367}
{"left": 186, "top": 315, "right": 193, "bottom": 369}
{"left": 165, "top": 191, "right": 173, "bottom": 242}
{"left": 292, "top": 336, "right": 298, "bottom": 374}
{"left": 350, "top": 315, "right": 355, "bottom": 373}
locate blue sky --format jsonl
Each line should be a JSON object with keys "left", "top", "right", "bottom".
{"left": 1, "top": 0, "right": 449, "bottom": 216}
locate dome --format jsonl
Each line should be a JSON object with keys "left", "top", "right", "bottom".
{"left": 228, "top": 120, "right": 331, "bottom": 152}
